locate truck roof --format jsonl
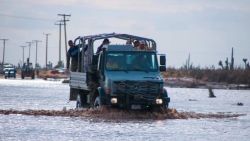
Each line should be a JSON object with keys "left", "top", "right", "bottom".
{"left": 74, "top": 33, "right": 157, "bottom": 50}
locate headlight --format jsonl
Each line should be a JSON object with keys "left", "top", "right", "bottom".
{"left": 156, "top": 98, "right": 163, "bottom": 104}
{"left": 111, "top": 98, "right": 118, "bottom": 104}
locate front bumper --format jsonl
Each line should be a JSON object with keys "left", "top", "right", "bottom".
{"left": 104, "top": 81, "right": 170, "bottom": 109}
{"left": 108, "top": 93, "right": 170, "bottom": 109}
{"left": 5, "top": 73, "right": 16, "bottom": 77}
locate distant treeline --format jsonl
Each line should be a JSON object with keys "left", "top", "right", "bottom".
{"left": 163, "top": 68, "right": 250, "bottom": 85}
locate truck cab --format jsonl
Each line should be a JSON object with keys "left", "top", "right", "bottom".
{"left": 69, "top": 33, "right": 170, "bottom": 110}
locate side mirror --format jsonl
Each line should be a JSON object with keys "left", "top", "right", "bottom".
{"left": 159, "top": 66, "right": 166, "bottom": 72}
{"left": 158, "top": 54, "right": 166, "bottom": 71}
{"left": 160, "top": 55, "right": 166, "bottom": 66}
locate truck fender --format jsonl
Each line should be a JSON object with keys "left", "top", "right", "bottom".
{"left": 97, "top": 87, "right": 106, "bottom": 104}
{"left": 163, "top": 87, "right": 170, "bottom": 103}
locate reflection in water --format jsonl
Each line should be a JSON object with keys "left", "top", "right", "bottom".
{"left": 0, "top": 79, "right": 250, "bottom": 141}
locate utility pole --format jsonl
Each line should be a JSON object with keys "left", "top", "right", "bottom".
{"left": 58, "top": 14, "right": 71, "bottom": 61}
{"left": 26, "top": 41, "right": 32, "bottom": 60}
{"left": 0, "top": 39, "right": 8, "bottom": 66}
{"left": 32, "top": 40, "right": 42, "bottom": 69}
{"left": 20, "top": 46, "right": 26, "bottom": 65}
{"left": 44, "top": 33, "right": 50, "bottom": 70}
{"left": 55, "top": 21, "right": 64, "bottom": 65}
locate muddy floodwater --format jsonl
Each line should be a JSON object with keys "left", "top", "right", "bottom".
{"left": 0, "top": 79, "right": 250, "bottom": 141}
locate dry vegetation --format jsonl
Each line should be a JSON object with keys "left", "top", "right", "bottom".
{"left": 37, "top": 70, "right": 68, "bottom": 79}
{"left": 163, "top": 68, "right": 250, "bottom": 85}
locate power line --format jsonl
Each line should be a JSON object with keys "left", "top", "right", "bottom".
{"left": 32, "top": 40, "right": 42, "bottom": 69}
{"left": 0, "top": 13, "right": 55, "bottom": 22}
{"left": 44, "top": 33, "right": 51, "bottom": 70}
{"left": 58, "top": 14, "right": 71, "bottom": 61}
{"left": 55, "top": 21, "right": 64, "bottom": 64}
{"left": 20, "top": 46, "right": 26, "bottom": 65}
{"left": 26, "top": 42, "right": 32, "bottom": 60}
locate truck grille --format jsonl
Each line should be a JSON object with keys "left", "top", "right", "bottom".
{"left": 113, "top": 81, "right": 162, "bottom": 96}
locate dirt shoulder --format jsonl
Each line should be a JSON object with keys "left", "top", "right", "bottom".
{"left": 164, "top": 77, "right": 250, "bottom": 90}
{"left": 163, "top": 68, "right": 250, "bottom": 90}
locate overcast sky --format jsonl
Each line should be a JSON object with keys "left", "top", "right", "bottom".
{"left": 0, "top": 0, "right": 250, "bottom": 68}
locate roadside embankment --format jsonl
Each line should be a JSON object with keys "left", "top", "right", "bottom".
{"left": 163, "top": 68, "right": 250, "bottom": 89}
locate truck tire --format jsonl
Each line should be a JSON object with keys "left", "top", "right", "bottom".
{"left": 152, "top": 106, "right": 160, "bottom": 112}
{"left": 165, "top": 102, "right": 169, "bottom": 109}
{"left": 94, "top": 96, "right": 101, "bottom": 108}
{"left": 76, "top": 94, "right": 87, "bottom": 109}
{"left": 152, "top": 104, "right": 167, "bottom": 112}
{"left": 161, "top": 104, "right": 167, "bottom": 111}
{"left": 76, "top": 94, "right": 83, "bottom": 108}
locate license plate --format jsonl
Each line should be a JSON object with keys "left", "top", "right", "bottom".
{"left": 131, "top": 105, "right": 141, "bottom": 110}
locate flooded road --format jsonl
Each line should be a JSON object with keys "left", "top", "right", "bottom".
{"left": 0, "top": 79, "right": 250, "bottom": 141}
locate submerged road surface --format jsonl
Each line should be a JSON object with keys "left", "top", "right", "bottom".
{"left": 0, "top": 79, "right": 250, "bottom": 141}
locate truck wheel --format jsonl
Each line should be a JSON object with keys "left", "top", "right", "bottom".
{"left": 165, "top": 102, "right": 169, "bottom": 109}
{"left": 76, "top": 94, "right": 82, "bottom": 108}
{"left": 153, "top": 104, "right": 167, "bottom": 112}
{"left": 160, "top": 103, "right": 169, "bottom": 112}
{"left": 94, "top": 96, "right": 101, "bottom": 109}
{"left": 161, "top": 104, "right": 167, "bottom": 111}
{"left": 76, "top": 94, "right": 85, "bottom": 109}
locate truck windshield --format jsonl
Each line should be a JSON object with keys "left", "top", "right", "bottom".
{"left": 106, "top": 52, "right": 158, "bottom": 72}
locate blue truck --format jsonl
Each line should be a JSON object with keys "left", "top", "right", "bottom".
{"left": 69, "top": 33, "right": 170, "bottom": 110}
{"left": 4, "top": 66, "right": 16, "bottom": 79}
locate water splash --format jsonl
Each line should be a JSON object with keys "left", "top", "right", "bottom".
{"left": 0, "top": 108, "right": 245, "bottom": 120}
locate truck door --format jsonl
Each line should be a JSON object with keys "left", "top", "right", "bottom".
{"left": 97, "top": 52, "right": 105, "bottom": 82}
